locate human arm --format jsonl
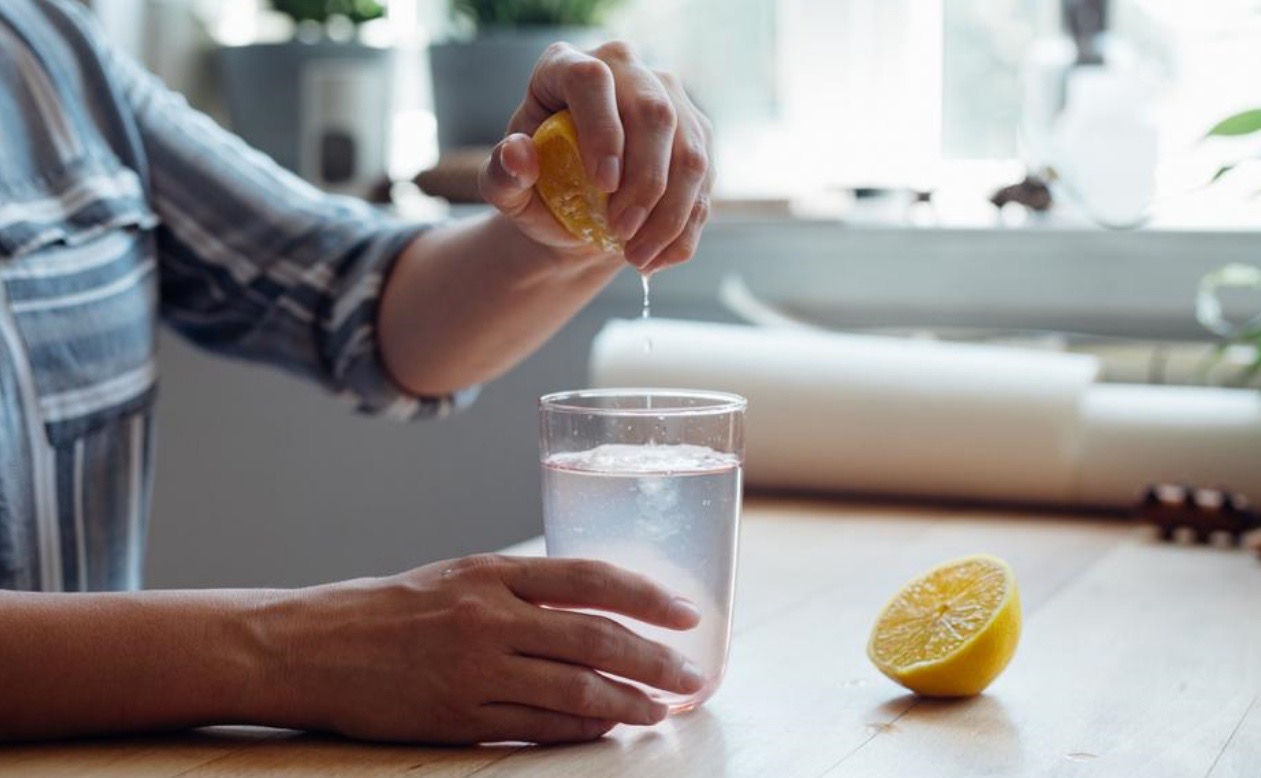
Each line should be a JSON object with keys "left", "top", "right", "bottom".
{"left": 0, "top": 588, "right": 266, "bottom": 741}
{"left": 48, "top": 0, "right": 712, "bottom": 409}
{"left": 380, "top": 41, "right": 715, "bottom": 395}
{"left": 104, "top": 31, "right": 713, "bottom": 404}
{"left": 0, "top": 555, "right": 703, "bottom": 743}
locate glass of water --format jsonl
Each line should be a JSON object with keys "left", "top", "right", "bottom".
{"left": 539, "top": 388, "right": 746, "bottom": 713}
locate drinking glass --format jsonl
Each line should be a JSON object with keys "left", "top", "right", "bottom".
{"left": 539, "top": 388, "right": 746, "bottom": 713}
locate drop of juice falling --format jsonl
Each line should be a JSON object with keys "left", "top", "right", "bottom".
{"left": 640, "top": 271, "right": 653, "bottom": 415}
{"left": 640, "top": 271, "right": 653, "bottom": 354}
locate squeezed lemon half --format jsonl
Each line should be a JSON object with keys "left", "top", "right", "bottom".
{"left": 532, "top": 109, "right": 622, "bottom": 252}
{"left": 867, "top": 554, "right": 1021, "bottom": 697}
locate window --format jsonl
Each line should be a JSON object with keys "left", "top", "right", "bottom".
{"left": 108, "top": 0, "right": 1261, "bottom": 225}
{"left": 617, "top": 0, "right": 1261, "bottom": 224}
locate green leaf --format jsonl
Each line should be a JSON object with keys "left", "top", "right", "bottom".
{"left": 454, "top": 0, "right": 623, "bottom": 27}
{"left": 1210, "top": 163, "right": 1236, "bottom": 184}
{"left": 1208, "top": 108, "right": 1261, "bottom": 137}
{"left": 271, "top": 0, "right": 383, "bottom": 25}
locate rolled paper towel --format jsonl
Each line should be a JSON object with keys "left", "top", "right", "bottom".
{"left": 591, "top": 319, "right": 1100, "bottom": 504}
{"left": 1073, "top": 385, "right": 1261, "bottom": 506}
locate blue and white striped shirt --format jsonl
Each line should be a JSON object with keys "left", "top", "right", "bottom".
{"left": 0, "top": 0, "right": 471, "bottom": 593}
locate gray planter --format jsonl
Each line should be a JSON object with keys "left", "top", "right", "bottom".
{"left": 218, "top": 40, "right": 393, "bottom": 196}
{"left": 428, "top": 27, "right": 603, "bottom": 152}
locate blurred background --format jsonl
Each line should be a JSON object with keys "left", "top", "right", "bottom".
{"left": 82, "top": 0, "right": 1261, "bottom": 587}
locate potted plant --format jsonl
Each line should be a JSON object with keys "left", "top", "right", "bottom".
{"left": 217, "top": 0, "right": 393, "bottom": 196}
{"left": 1199, "top": 108, "right": 1261, "bottom": 385}
{"left": 428, "top": 0, "right": 624, "bottom": 152}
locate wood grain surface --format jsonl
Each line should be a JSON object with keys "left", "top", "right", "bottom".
{"left": 3, "top": 498, "right": 1257, "bottom": 777}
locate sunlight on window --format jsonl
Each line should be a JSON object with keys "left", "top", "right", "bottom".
{"left": 178, "top": 0, "right": 1261, "bottom": 223}
{"left": 615, "top": 0, "right": 1261, "bottom": 221}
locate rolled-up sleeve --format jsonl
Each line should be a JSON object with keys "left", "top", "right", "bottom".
{"left": 100, "top": 36, "right": 476, "bottom": 420}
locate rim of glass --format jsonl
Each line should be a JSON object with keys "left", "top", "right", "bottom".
{"left": 539, "top": 388, "right": 747, "bottom": 416}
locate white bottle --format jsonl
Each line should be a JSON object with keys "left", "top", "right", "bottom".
{"left": 1051, "top": 67, "right": 1158, "bottom": 228}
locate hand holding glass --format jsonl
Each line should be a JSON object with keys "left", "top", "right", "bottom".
{"left": 539, "top": 389, "right": 746, "bottom": 713}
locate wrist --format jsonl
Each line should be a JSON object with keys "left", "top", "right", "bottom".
{"left": 218, "top": 589, "right": 305, "bottom": 728}
{"left": 485, "top": 211, "right": 624, "bottom": 283}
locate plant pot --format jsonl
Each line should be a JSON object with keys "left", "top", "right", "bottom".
{"left": 428, "top": 27, "right": 603, "bottom": 152}
{"left": 218, "top": 39, "right": 394, "bottom": 196}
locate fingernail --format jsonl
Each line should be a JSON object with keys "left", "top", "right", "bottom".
{"left": 616, "top": 206, "right": 649, "bottom": 241}
{"left": 645, "top": 701, "right": 669, "bottom": 724}
{"left": 597, "top": 156, "right": 621, "bottom": 192}
{"left": 668, "top": 597, "right": 702, "bottom": 625}
{"left": 626, "top": 242, "right": 657, "bottom": 269}
{"left": 499, "top": 143, "right": 519, "bottom": 177}
{"left": 679, "top": 660, "right": 706, "bottom": 692}
{"left": 501, "top": 136, "right": 533, "bottom": 180}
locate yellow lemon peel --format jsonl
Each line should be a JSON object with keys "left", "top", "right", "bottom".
{"left": 532, "top": 110, "right": 622, "bottom": 252}
{"left": 868, "top": 554, "right": 1021, "bottom": 697}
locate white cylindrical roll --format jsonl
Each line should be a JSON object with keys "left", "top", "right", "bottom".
{"left": 1072, "top": 385, "right": 1261, "bottom": 506}
{"left": 591, "top": 319, "right": 1101, "bottom": 504}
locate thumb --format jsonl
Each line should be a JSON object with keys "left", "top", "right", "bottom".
{"left": 479, "top": 134, "right": 539, "bottom": 218}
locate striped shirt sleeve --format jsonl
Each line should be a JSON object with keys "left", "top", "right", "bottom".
{"left": 86, "top": 19, "right": 476, "bottom": 420}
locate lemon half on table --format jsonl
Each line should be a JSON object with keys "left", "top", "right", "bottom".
{"left": 532, "top": 109, "right": 622, "bottom": 252}
{"left": 867, "top": 554, "right": 1022, "bottom": 697}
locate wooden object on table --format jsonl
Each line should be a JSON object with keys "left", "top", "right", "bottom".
{"left": 413, "top": 147, "right": 493, "bottom": 204}
{"left": 990, "top": 174, "right": 1054, "bottom": 212}
{"left": 3, "top": 498, "right": 1258, "bottom": 777}
{"left": 410, "top": 151, "right": 796, "bottom": 216}
{"left": 1137, "top": 483, "right": 1261, "bottom": 549}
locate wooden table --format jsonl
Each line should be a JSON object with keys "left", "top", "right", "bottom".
{"left": 3, "top": 498, "right": 1259, "bottom": 777}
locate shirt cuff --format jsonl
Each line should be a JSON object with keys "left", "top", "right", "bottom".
{"left": 331, "top": 219, "right": 481, "bottom": 422}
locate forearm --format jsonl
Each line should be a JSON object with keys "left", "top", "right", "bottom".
{"left": 377, "top": 212, "right": 624, "bottom": 396}
{"left": 0, "top": 589, "right": 278, "bottom": 742}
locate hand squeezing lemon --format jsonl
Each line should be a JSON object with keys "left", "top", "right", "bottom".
{"left": 532, "top": 110, "right": 623, "bottom": 253}
{"left": 868, "top": 555, "right": 1022, "bottom": 697}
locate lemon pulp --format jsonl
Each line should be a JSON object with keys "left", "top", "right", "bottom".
{"left": 867, "top": 554, "right": 1021, "bottom": 697}
{"left": 532, "top": 109, "right": 622, "bottom": 252}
